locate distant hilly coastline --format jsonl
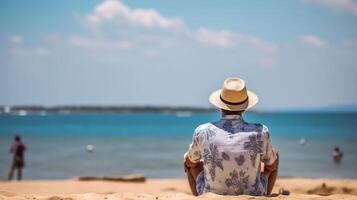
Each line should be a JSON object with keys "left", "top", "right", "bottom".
{"left": 0, "top": 105, "right": 216, "bottom": 115}
{"left": 269, "top": 105, "right": 357, "bottom": 113}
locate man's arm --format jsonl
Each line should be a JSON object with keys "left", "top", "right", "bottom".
{"left": 261, "top": 125, "right": 279, "bottom": 195}
{"left": 263, "top": 151, "right": 279, "bottom": 195}
{"left": 264, "top": 152, "right": 279, "bottom": 174}
{"left": 183, "top": 152, "right": 203, "bottom": 196}
{"left": 184, "top": 126, "right": 204, "bottom": 171}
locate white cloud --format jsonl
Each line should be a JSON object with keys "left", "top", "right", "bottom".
{"left": 68, "top": 0, "right": 278, "bottom": 68}
{"left": 194, "top": 28, "right": 236, "bottom": 48}
{"left": 299, "top": 35, "right": 327, "bottom": 47}
{"left": 194, "top": 27, "right": 277, "bottom": 53}
{"left": 87, "top": 0, "right": 183, "bottom": 29}
{"left": 305, "top": 0, "right": 357, "bottom": 15}
{"left": 69, "top": 36, "right": 131, "bottom": 49}
{"left": 9, "top": 35, "right": 23, "bottom": 45}
{"left": 82, "top": 0, "right": 277, "bottom": 55}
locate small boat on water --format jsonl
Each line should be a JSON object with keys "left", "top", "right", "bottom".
{"left": 17, "top": 110, "right": 28, "bottom": 116}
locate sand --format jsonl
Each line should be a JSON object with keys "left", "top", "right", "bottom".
{"left": 1, "top": 178, "right": 357, "bottom": 200}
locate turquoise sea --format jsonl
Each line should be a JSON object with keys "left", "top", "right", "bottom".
{"left": 1, "top": 112, "right": 357, "bottom": 180}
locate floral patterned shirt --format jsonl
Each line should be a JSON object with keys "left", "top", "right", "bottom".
{"left": 186, "top": 114, "right": 277, "bottom": 196}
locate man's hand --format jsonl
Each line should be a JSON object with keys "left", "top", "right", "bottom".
{"left": 264, "top": 152, "right": 279, "bottom": 174}
{"left": 184, "top": 153, "right": 199, "bottom": 172}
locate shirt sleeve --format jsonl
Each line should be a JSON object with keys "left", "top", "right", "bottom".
{"left": 185, "top": 126, "right": 204, "bottom": 163}
{"left": 261, "top": 126, "right": 277, "bottom": 166}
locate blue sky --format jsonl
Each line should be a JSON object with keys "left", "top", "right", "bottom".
{"left": 0, "top": 0, "right": 357, "bottom": 110}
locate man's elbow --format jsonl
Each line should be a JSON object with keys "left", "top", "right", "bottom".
{"left": 184, "top": 155, "right": 199, "bottom": 168}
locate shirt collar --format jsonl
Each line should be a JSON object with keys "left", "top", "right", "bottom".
{"left": 222, "top": 114, "right": 243, "bottom": 120}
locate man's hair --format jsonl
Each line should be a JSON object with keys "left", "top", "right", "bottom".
{"left": 221, "top": 109, "right": 244, "bottom": 115}
{"left": 15, "top": 135, "right": 21, "bottom": 141}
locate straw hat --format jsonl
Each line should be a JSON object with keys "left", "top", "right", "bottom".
{"left": 209, "top": 77, "right": 258, "bottom": 111}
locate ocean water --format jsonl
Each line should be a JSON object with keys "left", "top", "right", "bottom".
{"left": 0, "top": 112, "right": 357, "bottom": 180}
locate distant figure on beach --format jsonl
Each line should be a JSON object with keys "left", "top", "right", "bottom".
{"left": 184, "top": 77, "right": 279, "bottom": 196}
{"left": 8, "top": 135, "right": 26, "bottom": 181}
{"left": 332, "top": 146, "right": 343, "bottom": 163}
{"left": 86, "top": 144, "right": 94, "bottom": 152}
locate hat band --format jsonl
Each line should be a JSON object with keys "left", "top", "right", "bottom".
{"left": 220, "top": 95, "right": 249, "bottom": 105}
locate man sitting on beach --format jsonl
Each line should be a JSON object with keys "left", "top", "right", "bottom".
{"left": 184, "top": 77, "right": 279, "bottom": 196}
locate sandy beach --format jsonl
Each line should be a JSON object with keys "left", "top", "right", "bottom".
{"left": 1, "top": 177, "right": 357, "bottom": 200}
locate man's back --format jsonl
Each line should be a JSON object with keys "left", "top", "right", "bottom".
{"left": 11, "top": 141, "right": 25, "bottom": 159}
{"left": 186, "top": 114, "right": 276, "bottom": 195}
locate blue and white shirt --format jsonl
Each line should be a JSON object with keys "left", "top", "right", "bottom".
{"left": 185, "top": 114, "right": 277, "bottom": 196}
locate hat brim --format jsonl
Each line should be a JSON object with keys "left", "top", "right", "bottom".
{"left": 209, "top": 89, "right": 258, "bottom": 111}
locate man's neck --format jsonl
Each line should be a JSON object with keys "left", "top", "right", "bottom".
{"left": 221, "top": 114, "right": 243, "bottom": 120}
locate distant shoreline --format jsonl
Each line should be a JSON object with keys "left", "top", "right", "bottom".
{"left": 0, "top": 105, "right": 216, "bottom": 114}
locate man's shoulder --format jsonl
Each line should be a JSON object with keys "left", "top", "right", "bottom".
{"left": 194, "top": 122, "right": 214, "bottom": 135}
{"left": 243, "top": 122, "right": 269, "bottom": 134}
